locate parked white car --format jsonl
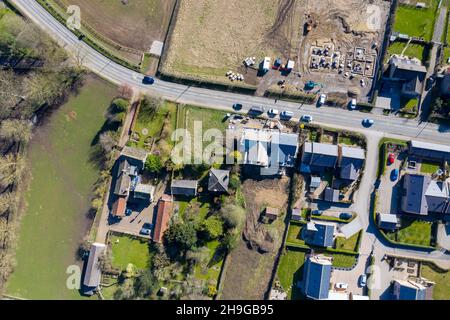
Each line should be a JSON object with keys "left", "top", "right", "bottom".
{"left": 350, "top": 98, "right": 357, "bottom": 110}
{"left": 359, "top": 274, "right": 367, "bottom": 287}
{"left": 268, "top": 109, "right": 279, "bottom": 116}
{"left": 301, "top": 115, "right": 313, "bottom": 123}
{"left": 319, "top": 93, "right": 327, "bottom": 106}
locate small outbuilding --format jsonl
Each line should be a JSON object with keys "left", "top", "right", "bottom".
{"left": 264, "top": 207, "right": 280, "bottom": 221}
{"left": 208, "top": 169, "right": 230, "bottom": 193}
{"left": 83, "top": 242, "right": 106, "bottom": 296}
{"left": 377, "top": 213, "right": 399, "bottom": 231}
{"left": 171, "top": 180, "right": 198, "bottom": 197}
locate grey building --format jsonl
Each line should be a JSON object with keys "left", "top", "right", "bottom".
{"left": 401, "top": 174, "right": 450, "bottom": 215}
{"left": 388, "top": 55, "right": 427, "bottom": 98}
{"left": 303, "top": 221, "right": 335, "bottom": 247}
{"left": 171, "top": 180, "right": 198, "bottom": 197}
{"left": 303, "top": 255, "right": 333, "bottom": 300}
{"left": 393, "top": 279, "right": 428, "bottom": 300}
{"left": 377, "top": 213, "right": 400, "bottom": 231}
{"left": 409, "top": 140, "right": 450, "bottom": 162}
{"left": 339, "top": 146, "right": 365, "bottom": 181}
{"left": 300, "top": 142, "right": 339, "bottom": 173}
{"left": 114, "top": 173, "right": 131, "bottom": 197}
{"left": 133, "top": 183, "right": 155, "bottom": 202}
{"left": 120, "top": 146, "right": 149, "bottom": 171}
{"left": 291, "top": 208, "right": 302, "bottom": 221}
{"left": 208, "top": 169, "right": 230, "bottom": 193}
{"left": 324, "top": 188, "right": 340, "bottom": 203}
{"left": 83, "top": 243, "right": 106, "bottom": 295}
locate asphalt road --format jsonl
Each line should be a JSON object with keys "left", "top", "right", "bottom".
{"left": 12, "top": 0, "right": 450, "bottom": 147}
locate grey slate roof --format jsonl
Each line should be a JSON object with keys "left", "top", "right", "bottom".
{"left": 304, "top": 222, "right": 335, "bottom": 247}
{"left": 324, "top": 188, "right": 340, "bottom": 203}
{"left": 401, "top": 174, "right": 450, "bottom": 215}
{"left": 83, "top": 243, "right": 106, "bottom": 289}
{"left": 409, "top": 140, "right": 450, "bottom": 162}
{"left": 303, "top": 255, "right": 332, "bottom": 300}
{"left": 208, "top": 169, "right": 230, "bottom": 193}
{"left": 301, "top": 142, "right": 339, "bottom": 170}
{"left": 393, "top": 280, "right": 427, "bottom": 300}
{"left": 377, "top": 213, "right": 399, "bottom": 231}
{"left": 114, "top": 173, "right": 131, "bottom": 197}
{"left": 340, "top": 146, "right": 365, "bottom": 180}
{"left": 121, "top": 146, "right": 149, "bottom": 162}
{"left": 271, "top": 132, "right": 299, "bottom": 168}
{"left": 171, "top": 180, "right": 198, "bottom": 196}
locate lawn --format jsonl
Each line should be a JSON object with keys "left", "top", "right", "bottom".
{"left": 5, "top": 76, "right": 117, "bottom": 300}
{"left": 193, "top": 240, "right": 224, "bottom": 287}
{"left": 130, "top": 100, "right": 177, "bottom": 150}
{"left": 387, "top": 42, "right": 428, "bottom": 63}
{"left": 277, "top": 248, "right": 307, "bottom": 300}
{"left": 182, "top": 105, "right": 229, "bottom": 138}
{"left": 286, "top": 222, "right": 306, "bottom": 246}
{"left": 420, "top": 161, "right": 441, "bottom": 174}
{"left": 393, "top": 1, "right": 439, "bottom": 41}
{"left": 335, "top": 231, "right": 360, "bottom": 252}
{"left": 324, "top": 253, "right": 358, "bottom": 268}
{"left": 421, "top": 263, "right": 450, "bottom": 300}
{"left": 386, "top": 218, "right": 433, "bottom": 247}
{"left": 110, "top": 234, "right": 151, "bottom": 270}
{"left": 338, "top": 135, "right": 359, "bottom": 147}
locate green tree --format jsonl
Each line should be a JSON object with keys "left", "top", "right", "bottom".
{"left": 145, "top": 154, "right": 163, "bottom": 173}
{"left": 220, "top": 204, "right": 246, "bottom": 229}
{"left": 110, "top": 98, "right": 129, "bottom": 114}
{"left": 198, "top": 216, "right": 224, "bottom": 240}
{"left": 165, "top": 221, "right": 198, "bottom": 250}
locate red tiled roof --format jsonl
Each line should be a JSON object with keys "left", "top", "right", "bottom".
{"left": 112, "top": 197, "right": 127, "bottom": 217}
{"left": 153, "top": 195, "right": 173, "bottom": 243}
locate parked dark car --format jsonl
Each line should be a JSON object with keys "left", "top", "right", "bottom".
{"left": 340, "top": 212, "right": 352, "bottom": 220}
{"left": 248, "top": 106, "right": 265, "bottom": 116}
{"left": 391, "top": 168, "right": 399, "bottom": 181}
{"left": 233, "top": 103, "right": 243, "bottom": 110}
{"left": 142, "top": 76, "right": 155, "bottom": 85}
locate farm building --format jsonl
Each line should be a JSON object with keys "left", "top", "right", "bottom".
{"left": 153, "top": 195, "right": 173, "bottom": 243}
{"left": 171, "top": 180, "right": 198, "bottom": 197}
{"left": 82, "top": 243, "right": 106, "bottom": 296}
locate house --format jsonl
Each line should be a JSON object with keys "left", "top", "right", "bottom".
{"left": 393, "top": 279, "right": 428, "bottom": 300}
{"left": 120, "top": 146, "right": 149, "bottom": 171}
{"left": 303, "top": 221, "right": 335, "bottom": 247}
{"left": 82, "top": 243, "right": 106, "bottom": 295}
{"left": 401, "top": 174, "right": 450, "bottom": 215}
{"left": 153, "top": 195, "right": 173, "bottom": 243}
{"left": 171, "top": 180, "right": 198, "bottom": 197}
{"left": 208, "top": 169, "right": 230, "bottom": 193}
{"left": 339, "top": 146, "right": 365, "bottom": 181}
{"left": 117, "top": 159, "right": 138, "bottom": 177}
{"left": 111, "top": 197, "right": 127, "bottom": 217}
{"left": 271, "top": 132, "right": 299, "bottom": 168}
{"left": 324, "top": 187, "right": 340, "bottom": 203}
{"left": 300, "top": 142, "right": 339, "bottom": 173}
{"left": 409, "top": 140, "right": 450, "bottom": 162}
{"left": 264, "top": 207, "right": 280, "bottom": 221}
{"left": 291, "top": 208, "right": 302, "bottom": 221}
{"left": 303, "top": 255, "right": 333, "bottom": 300}
{"left": 241, "top": 129, "right": 271, "bottom": 167}
{"left": 133, "top": 183, "right": 155, "bottom": 202}
{"left": 377, "top": 213, "right": 400, "bottom": 231}
{"left": 114, "top": 173, "right": 131, "bottom": 197}
{"left": 387, "top": 55, "right": 427, "bottom": 98}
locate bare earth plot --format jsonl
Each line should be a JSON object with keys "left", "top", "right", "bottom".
{"left": 221, "top": 177, "right": 289, "bottom": 300}
{"left": 162, "top": 0, "right": 303, "bottom": 85}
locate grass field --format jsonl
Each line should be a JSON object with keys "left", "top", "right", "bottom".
{"left": 286, "top": 223, "right": 306, "bottom": 246}
{"left": 328, "top": 253, "right": 357, "bottom": 268}
{"left": 110, "top": 235, "right": 151, "bottom": 270}
{"left": 59, "top": 0, "right": 175, "bottom": 52}
{"left": 421, "top": 264, "right": 450, "bottom": 300}
{"left": 386, "top": 218, "right": 433, "bottom": 247}
{"left": 420, "top": 161, "right": 441, "bottom": 174}
{"left": 387, "top": 42, "right": 428, "bottom": 63}
{"left": 277, "top": 248, "right": 307, "bottom": 300}
{"left": 393, "top": 1, "right": 439, "bottom": 41}
{"left": 193, "top": 240, "right": 224, "bottom": 287}
{"left": 162, "top": 0, "right": 291, "bottom": 83}
{"left": 335, "top": 232, "right": 360, "bottom": 252}
{"left": 6, "top": 76, "right": 116, "bottom": 300}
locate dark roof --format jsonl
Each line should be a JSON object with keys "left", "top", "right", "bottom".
{"left": 377, "top": 213, "right": 399, "bottom": 231}
{"left": 302, "top": 142, "right": 338, "bottom": 170}
{"left": 324, "top": 188, "right": 340, "bottom": 203}
{"left": 339, "top": 146, "right": 365, "bottom": 180}
{"left": 120, "top": 146, "right": 148, "bottom": 163}
{"left": 401, "top": 174, "right": 430, "bottom": 215}
{"left": 171, "top": 180, "right": 198, "bottom": 196}
{"left": 208, "top": 169, "right": 230, "bottom": 193}
{"left": 271, "top": 132, "right": 299, "bottom": 167}
{"left": 114, "top": 173, "right": 131, "bottom": 197}
{"left": 303, "top": 255, "right": 332, "bottom": 300}
{"left": 394, "top": 280, "right": 427, "bottom": 300}
{"left": 304, "top": 222, "right": 335, "bottom": 247}
{"left": 83, "top": 243, "right": 106, "bottom": 289}
{"left": 409, "top": 140, "right": 450, "bottom": 162}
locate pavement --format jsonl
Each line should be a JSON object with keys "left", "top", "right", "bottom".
{"left": 13, "top": 0, "right": 450, "bottom": 300}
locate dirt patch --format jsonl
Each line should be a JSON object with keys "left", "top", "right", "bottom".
{"left": 221, "top": 176, "right": 289, "bottom": 300}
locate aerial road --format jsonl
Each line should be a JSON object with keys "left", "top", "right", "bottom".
{"left": 11, "top": 0, "right": 450, "bottom": 147}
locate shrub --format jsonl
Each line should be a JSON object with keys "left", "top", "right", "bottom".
{"left": 145, "top": 154, "right": 163, "bottom": 173}
{"left": 165, "top": 221, "right": 198, "bottom": 251}
{"left": 198, "top": 216, "right": 224, "bottom": 240}
{"left": 220, "top": 204, "right": 245, "bottom": 229}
